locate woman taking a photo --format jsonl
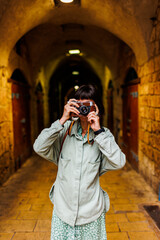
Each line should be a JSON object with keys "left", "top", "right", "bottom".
{"left": 33, "top": 84, "right": 126, "bottom": 240}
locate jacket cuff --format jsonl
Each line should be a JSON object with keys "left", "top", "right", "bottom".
{"left": 94, "top": 129, "right": 112, "bottom": 152}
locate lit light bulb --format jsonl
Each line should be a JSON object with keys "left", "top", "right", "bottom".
{"left": 60, "top": 0, "right": 74, "bottom": 3}
{"left": 69, "top": 49, "right": 80, "bottom": 55}
{"left": 72, "top": 71, "right": 79, "bottom": 75}
{"left": 74, "top": 85, "right": 79, "bottom": 90}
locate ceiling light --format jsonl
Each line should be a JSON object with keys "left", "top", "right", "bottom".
{"left": 69, "top": 49, "right": 80, "bottom": 55}
{"left": 74, "top": 85, "right": 79, "bottom": 90}
{"left": 54, "top": 0, "right": 81, "bottom": 7}
{"left": 60, "top": 0, "right": 74, "bottom": 3}
{"left": 72, "top": 71, "right": 79, "bottom": 75}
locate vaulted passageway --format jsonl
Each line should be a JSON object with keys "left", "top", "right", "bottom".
{"left": 49, "top": 56, "right": 103, "bottom": 122}
{"left": 0, "top": 0, "right": 160, "bottom": 222}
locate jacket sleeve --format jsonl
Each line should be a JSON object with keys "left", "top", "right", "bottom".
{"left": 33, "top": 119, "right": 70, "bottom": 165}
{"left": 94, "top": 127, "right": 126, "bottom": 175}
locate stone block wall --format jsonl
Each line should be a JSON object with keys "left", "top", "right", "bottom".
{"left": 114, "top": 7, "right": 160, "bottom": 194}
{"left": 137, "top": 7, "right": 160, "bottom": 193}
{"left": 0, "top": 67, "right": 14, "bottom": 185}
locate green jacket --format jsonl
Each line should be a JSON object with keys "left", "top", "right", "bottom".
{"left": 33, "top": 119, "right": 126, "bottom": 227}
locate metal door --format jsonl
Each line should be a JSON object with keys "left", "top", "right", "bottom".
{"left": 123, "top": 84, "right": 138, "bottom": 171}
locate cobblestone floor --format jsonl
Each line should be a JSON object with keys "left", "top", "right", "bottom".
{"left": 0, "top": 155, "right": 159, "bottom": 240}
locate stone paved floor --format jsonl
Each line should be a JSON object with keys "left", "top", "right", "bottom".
{"left": 0, "top": 154, "right": 160, "bottom": 240}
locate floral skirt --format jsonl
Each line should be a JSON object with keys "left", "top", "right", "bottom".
{"left": 51, "top": 208, "right": 107, "bottom": 240}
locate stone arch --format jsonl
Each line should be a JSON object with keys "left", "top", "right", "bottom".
{"left": 124, "top": 67, "right": 139, "bottom": 84}
{"left": 35, "top": 82, "right": 43, "bottom": 93}
{"left": 0, "top": 0, "right": 157, "bottom": 66}
{"left": 10, "top": 69, "right": 28, "bottom": 84}
{"left": 48, "top": 56, "right": 103, "bottom": 123}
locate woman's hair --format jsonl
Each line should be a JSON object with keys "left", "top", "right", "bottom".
{"left": 74, "top": 84, "right": 104, "bottom": 117}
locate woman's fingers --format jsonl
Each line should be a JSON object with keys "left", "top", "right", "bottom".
{"left": 67, "top": 99, "right": 79, "bottom": 108}
{"left": 65, "top": 104, "right": 79, "bottom": 114}
{"left": 69, "top": 106, "right": 80, "bottom": 115}
{"left": 95, "top": 104, "right": 99, "bottom": 115}
{"left": 88, "top": 115, "right": 97, "bottom": 122}
{"left": 88, "top": 111, "right": 99, "bottom": 118}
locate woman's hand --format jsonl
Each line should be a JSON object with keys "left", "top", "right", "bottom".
{"left": 59, "top": 99, "right": 80, "bottom": 125}
{"left": 87, "top": 104, "right": 101, "bottom": 131}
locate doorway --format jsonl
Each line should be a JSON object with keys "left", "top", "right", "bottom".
{"left": 10, "top": 69, "right": 31, "bottom": 171}
{"left": 122, "top": 68, "right": 139, "bottom": 171}
{"left": 35, "top": 82, "right": 44, "bottom": 134}
{"left": 107, "top": 80, "right": 114, "bottom": 133}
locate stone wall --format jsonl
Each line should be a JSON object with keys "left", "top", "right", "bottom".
{"left": 113, "top": 7, "right": 160, "bottom": 194}
{"left": 0, "top": 67, "right": 14, "bottom": 185}
{"left": 138, "top": 7, "right": 160, "bottom": 193}
{"left": 113, "top": 43, "right": 138, "bottom": 144}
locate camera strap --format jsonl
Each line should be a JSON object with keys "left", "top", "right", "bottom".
{"left": 57, "top": 120, "right": 93, "bottom": 164}
{"left": 87, "top": 123, "right": 94, "bottom": 145}
{"left": 57, "top": 121, "right": 75, "bottom": 164}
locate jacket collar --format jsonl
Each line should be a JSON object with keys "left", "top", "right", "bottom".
{"left": 70, "top": 119, "right": 95, "bottom": 142}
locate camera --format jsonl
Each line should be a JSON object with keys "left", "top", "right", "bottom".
{"left": 70, "top": 100, "right": 96, "bottom": 117}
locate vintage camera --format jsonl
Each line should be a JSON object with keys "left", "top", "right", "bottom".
{"left": 71, "top": 100, "right": 96, "bottom": 117}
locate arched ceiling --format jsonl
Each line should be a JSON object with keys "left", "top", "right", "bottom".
{"left": 0, "top": 0, "right": 158, "bottom": 67}
{"left": 21, "top": 23, "right": 121, "bottom": 76}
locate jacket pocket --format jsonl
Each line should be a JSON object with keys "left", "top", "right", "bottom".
{"left": 101, "top": 187, "right": 110, "bottom": 213}
{"left": 88, "top": 152, "right": 101, "bottom": 164}
{"left": 58, "top": 156, "right": 71, "bottom": 180}
{"left": 49, "top": 182, "right": 55, "bottom": 204}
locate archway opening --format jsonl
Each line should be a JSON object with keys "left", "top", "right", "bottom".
{"left": 35, "top": 82, "right": 44, "bottom": 134}
{"left": 122, "top": 67, "right": 140, "bottom": 171}
{"left": 49, "top": 56, "right": 103, "bottom": 124}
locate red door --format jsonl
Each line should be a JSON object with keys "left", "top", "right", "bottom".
{"left": 11, "top": 80, "right": 31, "bottom": 170}
{"left": 123, "top": 84, "right": 138, "bottom": 171}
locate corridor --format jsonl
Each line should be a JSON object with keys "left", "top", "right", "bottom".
{"left": 0, "top": 0, "right": 160, "bottom": 239}
{"left": 0, "top": 155, "right": 159, "bottom": 240}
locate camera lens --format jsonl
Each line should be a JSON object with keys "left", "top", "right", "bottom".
{"left": 79, "top": 105, "right": 89, "bottom": 116}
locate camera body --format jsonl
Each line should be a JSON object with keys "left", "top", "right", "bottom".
{"left": 71, "top": 100, "right": 96, "bottom": 117}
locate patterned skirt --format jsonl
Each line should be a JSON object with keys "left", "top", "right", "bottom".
{"left": 51, "top": 208, "right": 107, "bottom": 240}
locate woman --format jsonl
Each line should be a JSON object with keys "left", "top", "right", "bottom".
{"left": 33, "top": 84, "right": 126, "bottom": 240}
